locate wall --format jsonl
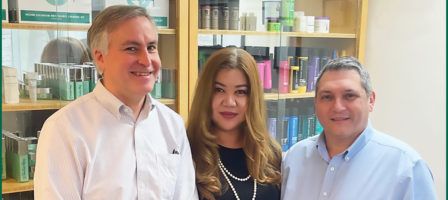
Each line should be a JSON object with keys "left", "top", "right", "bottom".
{"left": 365, "top": 0, "right": 446, "bottom": 199}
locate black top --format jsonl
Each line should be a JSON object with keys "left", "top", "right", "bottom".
{"left": 217, "top": 146, "right": 280, "bottom": 200}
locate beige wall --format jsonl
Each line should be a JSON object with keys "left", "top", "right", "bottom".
{"left": 365, "top": 0, "right": 446, "bottom": 199}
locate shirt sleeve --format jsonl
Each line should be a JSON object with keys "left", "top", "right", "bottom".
{"left": 172, "top": 123, "right": 199, "bottom": 200}
{"left": 34, "top": 118, "right": 86, "bottom": 200}
{"left": 409, "top": 160, "right": 438, "bottom": 200}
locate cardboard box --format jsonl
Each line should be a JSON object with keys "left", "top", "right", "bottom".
{"left": 2, "top": 67, "right": 19, "bottom": 104}
{"left": 104, "top": 0, "right": 169, "bottom": 28}
{"left": 9, "top": 0, "right": 91, "bottom": 24}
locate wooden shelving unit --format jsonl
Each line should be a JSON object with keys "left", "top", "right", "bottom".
{"left": 264, "top": 92, "right": 315, "bottom": 100}
{"left": 2, "top": 22, "right": 176, "bottom": 35}
{"left": 2, "top": 178, "right": 34, "bottom": 194}
{"left": 198, "top": 29, "right": 356, "bottom": 38}
{"left": 2, "top": 98, "right": 176, "bottom": 112}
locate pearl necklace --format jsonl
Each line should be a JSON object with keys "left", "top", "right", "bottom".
{"left": 218, "top": 159, "right": 257, "bottom": 200}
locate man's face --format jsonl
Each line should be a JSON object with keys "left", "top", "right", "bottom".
{"left": 95, "top": 16, "right": 161, "bottom": 103}
{"left": 315, "top": 69, "right": 375, "bottom": 141}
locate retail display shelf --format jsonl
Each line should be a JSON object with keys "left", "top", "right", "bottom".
{"left": 2, "top": 23, "right": 176, "bottom": 34}
{"left": 2, "top": 178, "right": 34, "bottom": 194}
{"left": 198, "top": 29, "right": 356, "bottom": 38}
{"left": 2, "top": 98, "right": 175, "bottom": 111}
{"left": 2, "top": 99, "right": 71, "bottom": 111}
{"left": 264, "top": 92, "right": 315, "bottom": 100}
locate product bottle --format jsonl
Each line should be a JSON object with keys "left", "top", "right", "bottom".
{"left": 281, "top": 0, "right": 295, "bottom": 32}
{"left": 219, "top": 2, "right": 229, "bottom": 30}
{"left": 74, "top": 67, "right": 84, "bottom": 99}
{"left": 211, "top": 3, "right": 219, "bottom": 29}
{"left": 287, "top": 109, "right": 299, "bottom": 147}
{"left": 289, "top": 57, "right": 300, "bottom": 93}
{"left": 263, "top": 55, "right": 273, "bottom": 92}
{"left": 306, "top": 48, "right": 320, "bottom": 92}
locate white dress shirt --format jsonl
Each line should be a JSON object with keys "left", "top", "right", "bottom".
{"left": 34, "top": 82, "right": 198, "bottom": 200}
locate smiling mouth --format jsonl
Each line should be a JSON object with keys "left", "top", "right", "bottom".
{"left": 331, "top": 117, "right": 349, "bottom": 121}
{"left": 220, "top": 112, "right": 238, "bottom": 119}
{"left": 131, "top": 71, "right": 153, "bottom": 76}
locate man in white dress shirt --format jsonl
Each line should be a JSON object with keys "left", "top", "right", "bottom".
{"left": 34, "top": 5, "right": 198, "bottom": 199}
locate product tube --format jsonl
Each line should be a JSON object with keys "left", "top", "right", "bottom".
{"left": 263, "top": 58, "right": 272, "bottom": 92}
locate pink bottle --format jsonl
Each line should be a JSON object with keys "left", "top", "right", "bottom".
{"left": 278, "top": 60, "right": 290, "bottom": 93}
{"left": 263, "top": 59, "right": 272, "bottom": 91}
{"left": 256, "top": 62, "right": 265, "bottom": 86}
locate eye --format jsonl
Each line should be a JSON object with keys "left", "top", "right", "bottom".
{"left": 147, "top": 45, "right": 157, "bottom": 52}
{"left": 344, "top": 93, "right": 358, "bottom": 100}
{"left": 214, "top": 87, "right": 224, "bottom": 93}
{"left": 235, "top": 89, "right": 248, "bottom": 96}
{"left": 125, "top": 47, "right": 137, "bottom": 53}
{"left": 319, "top": 94, "right": 332, "bottom": 101}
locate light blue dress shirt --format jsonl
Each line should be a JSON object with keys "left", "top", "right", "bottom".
{"left": 281, "top": 124, "right": 437, "bottom": 200}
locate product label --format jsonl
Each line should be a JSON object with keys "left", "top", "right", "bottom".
{"left": 21, "top": 10, "right": 90, "bottom": 23}
{"left": 75, "top": 81, "right": 84, "bottom": 98}
{"left": 152, "top": 16, "right": 168, "bottom": 27}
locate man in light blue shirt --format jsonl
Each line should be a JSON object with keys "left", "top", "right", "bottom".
{"left": 281, "top": 57, "right": 437, "bottom": 200}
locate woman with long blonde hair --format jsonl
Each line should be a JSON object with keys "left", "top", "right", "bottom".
{"left": 187, "top": 47, "right": 282, "bottom": 200}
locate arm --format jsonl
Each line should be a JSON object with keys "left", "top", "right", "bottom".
{"left": 395, "top": 159, "right": 437, "bottom": 200}
{"left": 172, "top": 125, "right": 199, "bottom": 200}
{"left": 34, "top": 119, "right": 86, "bottom": 200}
{"left": 409, "top": 160, "right": 437, "bottom": 199}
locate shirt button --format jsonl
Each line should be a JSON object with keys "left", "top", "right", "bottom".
{"left": 323, "top": 192, "right": 328, "bottom": 196}
{"left": 345, "top": 156, "right": 350, "bottom": 161}
{"left": 330, "top": 167, "right": 335, "bottom": 171}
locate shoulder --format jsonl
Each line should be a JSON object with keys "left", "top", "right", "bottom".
{"left": 44, "top": 93, "right": 97, "bottom": 127}
{"left": 369, "top": 129, "right": 423, "bottom": 163}
{"left": 283, "top": 135, "right": 319, "bottom": 163}
{"left": 152, "top": 99, "right": 184, "bottom": 123}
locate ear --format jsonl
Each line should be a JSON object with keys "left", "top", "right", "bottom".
{"left": 368, "top": 91, "right": 376, "bottom": 112}
{"left": 94, "top": 49, "right": 106, "bottom": 74}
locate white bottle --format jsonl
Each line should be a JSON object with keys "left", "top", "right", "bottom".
{"left": 293, "top": 11, "right": 305, "bottom": 32}
{"left": 240, "top": 12, "right": 247, "bottom": 30}
{"left": 306, "top": 16, "right": 315, "bottom": 33}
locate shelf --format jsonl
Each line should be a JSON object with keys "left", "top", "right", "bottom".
{"left": 2, "top": 98, "right": 176, "bottom": 112}
{"left": 2, "top": 99, "right": 71, "bottom": 111}
{"left": 2, "top": 178, "right": 34, "bottom": 194}
{"left": 198, "top": 29, "right": 356, "bottom": 38}
{"left": 157, "top": 98, "right": 175, "bottom": 105}
{"left": 2, "top": 23, "right": 176, "bottom": 34}
{"left": 264, "top": 92, "right": 315, "bottom": 100}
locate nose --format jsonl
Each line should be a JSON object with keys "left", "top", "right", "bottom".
{"left": 138, "top": 50, "right": 151, "bottom": 67}
{"left": 332, "top": 98, "right": 346, "bottom": 112}
{"left": 222, "top": 94, "right": 237, "bottom": 107}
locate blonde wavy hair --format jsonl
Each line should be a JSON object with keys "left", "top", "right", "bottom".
{"left": 187, "top": 47, "right": 282, "bottom": 200}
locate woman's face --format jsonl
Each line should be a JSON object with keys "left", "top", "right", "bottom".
{"left": 211, "top": 68, "right": 249, "bottom": 134}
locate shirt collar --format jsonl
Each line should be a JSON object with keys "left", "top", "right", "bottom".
{"left": 92, "top": 80, "right": 154, "bottom": 120}
{"left": 315, "top": 122, "right": 374, "bottom": 162}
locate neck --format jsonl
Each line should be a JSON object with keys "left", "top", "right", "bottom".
{"left": 216, "top": 128, "right": 243, "bottom": 148}
{"left": 102, "top": 80, "right": 146, "bottom": 121}
{"left": 324, "top": 132, "right": 361, "bottom": 159}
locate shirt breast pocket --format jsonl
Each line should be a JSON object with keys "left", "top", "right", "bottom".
{"left": 157, "top": 153, "right": 181, "bottom": 199}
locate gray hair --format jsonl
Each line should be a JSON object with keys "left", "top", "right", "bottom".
{"left": 87, "top": 5, "right": 157, "bottom": 73}
{"left": 316, "top": 56, "right": 373, "bottom": 96}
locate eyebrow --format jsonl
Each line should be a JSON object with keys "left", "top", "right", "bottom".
{"left": 318, "top": 89, "right": 358, "bottom": 94}
{"left": 214, "top": 81, "right": 248, "bottom": 88}
{"left": 121, "top": 40, "right": 158, "bottom": 47}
